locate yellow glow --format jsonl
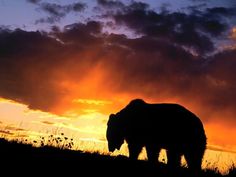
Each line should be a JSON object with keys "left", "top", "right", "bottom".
{"left": 0, "top": 97, "right": 106, "bottom": 144}
{"left": 0, "top": 97, "right": 236, "bottom": 174}
{"left": 73, "top": 98, "right": 112, "bottom": 106}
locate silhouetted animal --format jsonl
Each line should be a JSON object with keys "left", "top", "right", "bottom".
{"left": 106, "top": 99, "right": 206, "bottom": 172}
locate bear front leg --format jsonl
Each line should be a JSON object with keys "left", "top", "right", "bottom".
{"left": 146, "top": 144, "right": 160, "bottom": 164}
{"left": 166, "top": 149, "right": 181, "bottom": 169}
{"left": 128, "top": 143, "right": 142, "bottom": 160}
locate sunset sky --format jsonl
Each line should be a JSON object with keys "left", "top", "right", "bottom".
{"left": 0, "top": 0, "right": 236, "bottom": 171}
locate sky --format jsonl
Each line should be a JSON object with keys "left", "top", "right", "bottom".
{"left": 0, "top": 0, "right": 236, "bottom": 171}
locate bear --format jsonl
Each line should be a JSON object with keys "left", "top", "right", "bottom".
{"left": 106, "top": 99, "right": 207, "bottom": 172}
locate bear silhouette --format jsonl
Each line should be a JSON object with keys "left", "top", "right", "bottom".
{"left": 106, "top": 99, "right": 207, "bottom": 172}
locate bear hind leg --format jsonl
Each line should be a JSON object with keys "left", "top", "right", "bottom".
{"left": 166, "top": 149, "right": 182, "bottom": 169}
{"left": 184, "top": 148, "right": 205, "bottom": 173}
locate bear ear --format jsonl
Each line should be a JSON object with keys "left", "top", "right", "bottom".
{"left": 109, "top": 114, "right": 116, "bottom": 119}
{"left": 108, "top": 114, "right": 116, "bottom": 125}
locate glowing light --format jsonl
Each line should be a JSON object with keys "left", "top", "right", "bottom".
{"left": 231, "top": 27, "right": 236, "bottom": 39}
{"left": 73, "top": 98, "right": 112, "bottom": 106}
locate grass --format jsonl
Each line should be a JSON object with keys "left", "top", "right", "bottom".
{"left": 0, "top": 136, "right": 235, "bottom": 177}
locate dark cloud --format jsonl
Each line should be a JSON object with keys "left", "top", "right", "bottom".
{"left": 6, "top": 126, "right": 26, "bottom": 131}
{"left": 96, "top": 1, "right": 236, "bottom": 56}
{"left": 98, "top": 0, "right": 149, "bottom": 10}
{"left": 203, "top": 49, "right": 236, "bottom": 110}
{"left": 28, "top": 1, "right": 86, "bottom": 23}
{"left": 58, "top": 21, "right": 102, "bottom": 44}
{"left": 0, "top": 130, "right": 13, "bottom": 135}
{"left": 35, "top": 16, "right": 59, "bottom": 24}
{"left": 95, "top": 0, "right": 149, "bottom": 19}
{"left": 1, "top": 1, "right": 236, "bottom": 125}
{"left": 97, "top": 0, "right": 125, "bottom": 9}
{"left": 186, "top": 3, "right": 207, "bottom": 13}
{"left": 1, "top": 21, "right": 236, "bottom": 120}
{"left": 206, "top": 7, "right": 236, "bottom": 16}
{"left": 26, "top": 0, "right": 42, "bottom": 4}
{"left": 40, "top": 2, "right": 86, "bottom": 16}
{"left": 0, "top": 22, "right": 103, "bottom": 112}
{"left": 0, "top": 28, "right": 66, "bottom": 111}
{"left": 100, "top": 35, "right": 236, "bottom": 123}
{"left": 41, "top": 121, "right": 55, "bottom": 125}
{"left": 0, "top": 125, "right": 27, "bottom": 136}
{"left": 189, "top": 0, "right": 207, "bottom": 2}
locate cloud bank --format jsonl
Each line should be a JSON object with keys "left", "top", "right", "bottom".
{"left": 0, "top": 1, "right": 236, "bottom": 125}
{"left": 27, "top": 0, "right": 86, "bottom": 23}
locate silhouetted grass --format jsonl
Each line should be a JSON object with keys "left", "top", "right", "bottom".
{"left": 0, "top": 137, "right": 235, "bottom": 177}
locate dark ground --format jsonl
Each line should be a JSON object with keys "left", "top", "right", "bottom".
{"left": 0, "top": 138, "right": 235, "bottom": 177}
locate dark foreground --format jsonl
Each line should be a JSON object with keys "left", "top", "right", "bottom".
{"left": 0, "top": 138, "right": 235, "bottom": 177}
